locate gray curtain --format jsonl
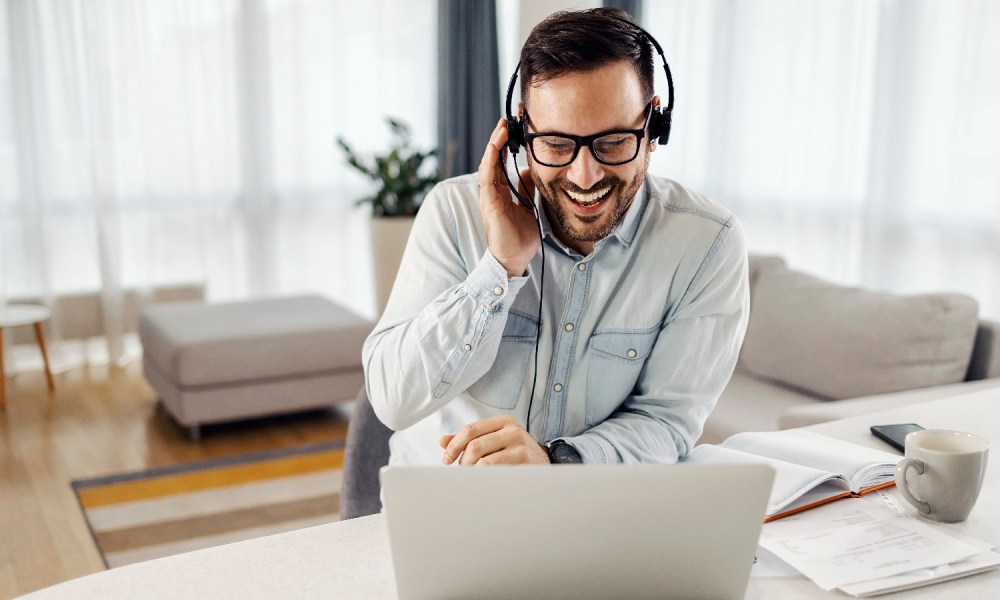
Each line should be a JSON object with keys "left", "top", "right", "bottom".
{"left": 603, "top": 0, "right": 643, "bottom": 23}
{"left": 437, "top": 0, "right": 500, "bottom": 180}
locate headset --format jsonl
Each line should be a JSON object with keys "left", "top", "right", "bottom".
{"left": 501, "top": 14, "right": 675, "bottom": 209}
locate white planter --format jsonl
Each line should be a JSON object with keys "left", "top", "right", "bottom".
{"left": 370, "top": 216, "right": 415, "bottom": 317}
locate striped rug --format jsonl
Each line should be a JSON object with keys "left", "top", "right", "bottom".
{"left": 72, "top": 441, "right": 345, "bottom": 568}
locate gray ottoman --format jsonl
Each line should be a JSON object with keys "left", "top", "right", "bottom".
{"left": 139, "top": 296, "right": 372, "bottom": 440}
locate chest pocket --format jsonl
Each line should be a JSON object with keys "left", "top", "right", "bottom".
{"left": 586, "top": 328, "right": 659, "bottom": 426}
{"left": 466, "top": 309, "right": 538, "bottom": 410}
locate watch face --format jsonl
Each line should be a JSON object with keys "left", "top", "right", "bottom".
{"left": 550, "top": 441, "right": 582, "bottom": 464}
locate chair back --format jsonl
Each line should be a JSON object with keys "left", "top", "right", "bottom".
{"left": 340, "top": 385, "right": 393, "bottom": 520}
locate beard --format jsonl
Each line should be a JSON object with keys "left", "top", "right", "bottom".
{"left": 531, "top": 151, "right": 649, "bottom": 247}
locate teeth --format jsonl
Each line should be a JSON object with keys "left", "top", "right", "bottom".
{"left": 565, "top": 187, "right": 611, "bottom": 206}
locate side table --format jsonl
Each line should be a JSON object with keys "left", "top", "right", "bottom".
{"left": 0, "top": 304, "right": 56, "bottom": 407}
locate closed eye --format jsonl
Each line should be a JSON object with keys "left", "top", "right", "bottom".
{"left": 594, "top": 137, "right": 629, "bottom": 153}
{"left": 539, "top": 138, "right": 575, "bottom": 153}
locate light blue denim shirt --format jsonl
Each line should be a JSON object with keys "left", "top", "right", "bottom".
{"left": 363, "top": 173, "right": 749, "bottom": 466}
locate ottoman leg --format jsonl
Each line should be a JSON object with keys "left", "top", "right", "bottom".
{"left": 187, "top": 424, "right": 202, "bottom": 442}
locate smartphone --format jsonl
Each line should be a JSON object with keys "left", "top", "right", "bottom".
{"left": 870, "top": 423, "right": 925, "bottom": 453}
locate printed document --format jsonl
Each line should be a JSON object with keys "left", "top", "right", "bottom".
{"left": 757, "top": 497, "right": 987, "bottom": 590}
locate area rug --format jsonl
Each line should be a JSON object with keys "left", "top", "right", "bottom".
{"left": 71, "top": 441, "right": 345, "bottom": 568}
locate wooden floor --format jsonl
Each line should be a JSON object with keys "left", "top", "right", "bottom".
{"left": 0, "top": 362, "right": 351, "bottom": 599}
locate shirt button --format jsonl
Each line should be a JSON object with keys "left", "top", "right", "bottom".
{"left": 464, "top": 344, "right": 472, "bottom": 351}
{"left": 577, "top": 263, "right": 586, "bottom": 271}
{"left": 564, "top": 323, "right": 574, "bottom": 332}
{"left": 627, "top": 349, "right": 637, "bottom": 358}
{"left": 553, "top": 383, "right": 563, "bottom": 392}
{"left": 493, "top": 286, "right": 503, "bottom": 296}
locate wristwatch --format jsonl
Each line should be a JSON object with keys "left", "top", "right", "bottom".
{"left": 544, "top": 439, "right": 583, "bottom": 464}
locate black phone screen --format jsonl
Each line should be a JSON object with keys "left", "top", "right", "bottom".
{"left": 870, "top": 423, "right": 925, "bottom": 452}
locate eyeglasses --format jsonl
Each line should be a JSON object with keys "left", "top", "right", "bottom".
{"left": 523, "top": 102, "right": 653, "bottom": 168}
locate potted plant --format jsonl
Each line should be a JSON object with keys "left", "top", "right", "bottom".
{"left": 338, "top": 118, "right": 437, "bottom": 316}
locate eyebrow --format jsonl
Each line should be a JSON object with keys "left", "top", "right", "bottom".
{"left": 525, "top": 102, "right": 651, "bottom": 136}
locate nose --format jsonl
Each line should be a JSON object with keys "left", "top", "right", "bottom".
{"left": 566, "top": 146, "right": 605, "bottom": 190}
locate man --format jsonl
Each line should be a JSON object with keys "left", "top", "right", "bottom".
{"left": 363, "top": 8, "right": 748, "bottom": 467}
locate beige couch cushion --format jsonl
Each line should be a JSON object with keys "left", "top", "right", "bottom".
{"left": 777, "top": 378, "right": 1000, "bottom": 430}
{"left": 740, "top": 266, "right": 980, "bottom": 400}
{"left": 701, "top": 365, "right": 819, "bottom": 444}
{"left": 139, "top": 296, "right": 372, "bottom": 387}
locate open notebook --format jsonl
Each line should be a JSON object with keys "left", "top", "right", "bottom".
{"left": 684, "top": 429, "right": 900, "bottom": 521}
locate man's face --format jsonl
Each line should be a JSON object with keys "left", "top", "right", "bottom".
{"left": 524, "top": 60, "right": 656, "bottom": 254}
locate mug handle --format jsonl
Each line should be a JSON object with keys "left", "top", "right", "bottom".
{"left": 895, "top": 458, "right": 931, "bottom": 514}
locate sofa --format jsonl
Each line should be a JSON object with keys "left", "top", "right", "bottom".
{"left": 701, "top": 255, "right": 1000, "bottom": 444}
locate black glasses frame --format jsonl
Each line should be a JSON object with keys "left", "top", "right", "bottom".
{"left": 523, "top": 102, "right": 654, "bottom": 167}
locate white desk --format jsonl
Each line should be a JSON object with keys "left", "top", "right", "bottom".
{"left": 19, "top": 387, "right": 1000, "bottom": 600}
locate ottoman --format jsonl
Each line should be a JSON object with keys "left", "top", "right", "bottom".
{"left": 138, "top": 296, "right": 372, "bottom": 440}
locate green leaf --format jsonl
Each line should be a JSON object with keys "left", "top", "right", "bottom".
{"left": 337, "top": 118, "right": 438, "bottom": 217}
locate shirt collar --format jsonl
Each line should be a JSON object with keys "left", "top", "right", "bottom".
{"left": 611, "top": 180, "right": 648, "bottom": 248}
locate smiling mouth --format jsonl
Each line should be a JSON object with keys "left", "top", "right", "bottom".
{"left": 564, "top": 186, "right": 611, "bottom": 207}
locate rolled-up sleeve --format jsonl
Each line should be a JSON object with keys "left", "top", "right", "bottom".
{"left": 363, "top": 183, "right": 528, "bottom": 431}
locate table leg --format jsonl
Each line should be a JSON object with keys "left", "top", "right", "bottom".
{"left": 33, "top": 322, "right": 56, "bottom": 392}
{"left": 0, "top": 327, "right": 6, "bottom": 407}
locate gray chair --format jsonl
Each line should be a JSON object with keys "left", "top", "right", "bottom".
{"left": 340, "top": 385, "right": 393, "bottom": 520}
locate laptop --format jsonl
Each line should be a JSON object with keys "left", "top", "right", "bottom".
{"left": 381, "top": 463, "right": 775, "bottom": 600}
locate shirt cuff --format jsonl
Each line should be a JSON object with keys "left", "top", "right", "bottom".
{"left": 464, "top": 250, "right": 529, "bottom": 312}
{"left": 558, "top": 435, "right": 611, "bottom": 465}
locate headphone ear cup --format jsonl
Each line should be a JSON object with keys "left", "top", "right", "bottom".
{"left": 648, "top": 107, "right": 672, "bottom": 146}
{"left": 506, "top": 116, "right": 525, "bottom": 154}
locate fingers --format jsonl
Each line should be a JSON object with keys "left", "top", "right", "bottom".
{"left": 473, "top": 445, "right": 539, "bottom": 466}
{"left": 442, "top": 415, "right": 514, "bottom": 465}
{"left": 441, "top": 416, "right": 550, "bottom": 466}
{"left": 477, "top": 119, "right": 510, "bottom": 197}
{"left": 477, "top": 120, "right": 541, "bottom": 278}
{"left": 463, "top": 429, "right": 548, "bottom": 465}
{"left": 457, "top": 428, "right": 514, "bottom": 466}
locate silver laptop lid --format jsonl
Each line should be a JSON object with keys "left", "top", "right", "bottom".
{"left": 382, "top": 463, "right": 774, "bottom": 600}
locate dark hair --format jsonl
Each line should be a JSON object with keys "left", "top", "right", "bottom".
{"left": 519, "top": 8, "right": 655, "bottom": 108}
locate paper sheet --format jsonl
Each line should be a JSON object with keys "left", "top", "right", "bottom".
{"left": 838, "top": 550, "right": 1000, "bottom": 597}
{"left": 758, "top": 497, "right": 986, "bottom": 590}
{"left": 750, "top": 546, "right": 803, "bottom": 579}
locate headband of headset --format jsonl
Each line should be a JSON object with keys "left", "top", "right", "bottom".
{"left": 504, "top": 14, "right": 674, "bottom": 156}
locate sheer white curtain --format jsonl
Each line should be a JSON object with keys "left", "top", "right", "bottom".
{"left": 645, "top": 1, "right": 1000, "bottom": 319}
{"left": 0, "top": 0, "right": 436, "bottom": 368}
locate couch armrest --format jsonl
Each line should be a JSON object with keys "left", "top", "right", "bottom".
{"left": 778, "top": 377, "right": 1000, "bottom": 430}
{"left": 967, "top": 319, "right": 1000, "bottom": 380}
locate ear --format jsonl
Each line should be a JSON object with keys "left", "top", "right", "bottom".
{"left": 517, "top": 101, "right": 525, "bottom": 120}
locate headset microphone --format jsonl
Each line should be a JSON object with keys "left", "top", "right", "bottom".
{"left": 499, "top": 152, "right": 533, "bottom": 209}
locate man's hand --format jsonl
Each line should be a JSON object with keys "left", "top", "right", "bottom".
{"left": 478, "top": 118, "right": 539, "bottom": 278}
{"left": 440, "top": 415, "right": 550, "bottom": 466}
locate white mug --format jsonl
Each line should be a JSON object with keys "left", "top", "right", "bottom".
{"left": 895, "top": 429, "right": 989, "bottom": 523}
